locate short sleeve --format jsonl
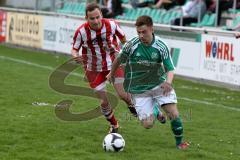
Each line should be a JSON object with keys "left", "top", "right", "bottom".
{"left": 72, "top": 29, "right": 83, "bottom": 51}
{"left": 114, "top": 21, "right": 125, "bottom": 41}
{"left": 161, "top": 44, "right": 175, "bottom": 72}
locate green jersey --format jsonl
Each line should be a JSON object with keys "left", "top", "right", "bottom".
{"left": 118, "top": 35, "right": 175, "bottom": 94}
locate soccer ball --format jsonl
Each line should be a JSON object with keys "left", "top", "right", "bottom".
{"left": 103, "top": 133, "right": 125, "bottom": 152}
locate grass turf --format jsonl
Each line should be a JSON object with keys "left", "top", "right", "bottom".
{"left": 0, "top": 45, "right": 240, "bottom": 160}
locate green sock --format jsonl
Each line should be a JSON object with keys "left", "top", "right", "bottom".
{"left": 153, "top": 102, "right": 159, "bottom": 120}
{"left": 171, "top": 117, "right": 183, "bottom": 146}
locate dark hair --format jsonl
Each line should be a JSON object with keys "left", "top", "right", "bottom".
{"left": 135, "top": 16, "right": 153, "bottom": 27}
{"left": 85, "top": 3, "right": 101, "bottom": 16}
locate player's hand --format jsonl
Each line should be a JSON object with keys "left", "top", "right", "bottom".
{"left": 73, "top": 56, "right": 82, "bottom": 64}
{"left": 106, "top": 72, "right": 115, "bottom": 84}
{"left": 160, "top": 82, "right": 173, "bottom": 96}
{"left": 235, "top": 33, "right": 240, "bottom": 39}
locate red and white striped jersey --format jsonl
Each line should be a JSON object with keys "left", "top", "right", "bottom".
{"left": 72, "top": 18, "right": 125, "bottom": 71}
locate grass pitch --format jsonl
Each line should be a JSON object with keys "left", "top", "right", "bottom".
{"left": 0, "top": 45, "right": 239, "bottom": 160}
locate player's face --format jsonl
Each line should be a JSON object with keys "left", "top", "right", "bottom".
{"left": 136, "top": 25, "right": 153, "bottom": 45}
{"left": 86, "top": 8, "right": 103, "bottom": 30}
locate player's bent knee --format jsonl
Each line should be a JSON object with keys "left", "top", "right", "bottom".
{"left": 170, "top": 111, "right": 179, "bottom": 120}
{"left": 117, "top": 92, "right": 127, "bottom": 100}
{"left": 100, "top": 100, "right": 109, "bottom": 107}
{"left": 141, "top": 119, "right": 154, "bottom": 129}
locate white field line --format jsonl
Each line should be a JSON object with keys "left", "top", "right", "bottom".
{"left": 1, "top": 55, "right": 240, "bottom": 112}
{"left": 0, "top": 55, "right": 83, "bottom": 78}
{"left": 178, "top": 97, "right": 240, "bottom": 112}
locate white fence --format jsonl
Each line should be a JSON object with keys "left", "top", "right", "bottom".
{"left": 0, "top": 8, "right": 240, "bottom": 87}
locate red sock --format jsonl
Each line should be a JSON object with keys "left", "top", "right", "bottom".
{"left": 107, "top": 113, "right": 118, "bottom": 126}
{"left": 101, "top": 106, "right": 118, "bottom": 126}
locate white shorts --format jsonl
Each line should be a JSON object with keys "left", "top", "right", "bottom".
{"left": 132, "top": 86, "right": 177, "bottom": 120}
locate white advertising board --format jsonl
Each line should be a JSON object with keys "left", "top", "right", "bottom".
{"left": 8, "top": 12, "right": 239, "bottom": 87}
{"left": 161, "top": 39, "right": 201, "bottom": 78}
{"left": 120, "top": 25, "right": 137, "bottom": 40}
{"left": 201, "top": 34, "right": 240, "bottom": 85}
{"left": 43, "top": 16, "right": 84, "bottom": 54}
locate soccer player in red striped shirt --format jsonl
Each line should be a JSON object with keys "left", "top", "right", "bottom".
{"left": 71, "top": 3, "right": 136, "bottom": 133}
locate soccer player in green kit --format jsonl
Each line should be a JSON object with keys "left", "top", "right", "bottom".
{"left": 107, "top": 15, "right": 189, "bottom": 149}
